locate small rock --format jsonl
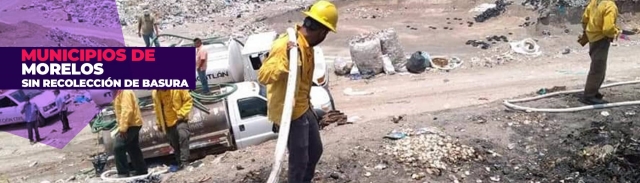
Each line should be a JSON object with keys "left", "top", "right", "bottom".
{"left": 508, "top": 143, "right": 516, "bottom": 150}
{"left": 490, "top": 175, "right": 500, "bottom": 181}
{"left": 374, "top": 163, "right": 388, "bottom": 170}
{"left": 235, "top": 165, "right": 245, "bottom": 170}
{"left": 330, "top": 172, "right": 340, "bottom": 179}
{"left": 562, "top": 48, "right": 570, "bottom": 54}
{"left": 625, "top": 111, "right": 636, "bottom": 116}
{"left": 364, "top": 172, "right": 372, "bottom": 177}
{"left": 601, "top": 111, "right": 610, "bottom": 117}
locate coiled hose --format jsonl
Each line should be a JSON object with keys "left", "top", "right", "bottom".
{"left": 503, "top": 80, "right": 640, "bottom": 112}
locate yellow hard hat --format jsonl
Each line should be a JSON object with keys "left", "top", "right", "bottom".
{"left": 303, "top": 0, "right": 338, "bottom": 32}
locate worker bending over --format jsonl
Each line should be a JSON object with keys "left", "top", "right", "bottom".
{"left": 112, "top": 90, "right": 148, "bottom": 177}
{"left": 578, "top": 0, "right": 620, "bottom": 105}
{"left": 54, "top": 90, "right": 71, "bottom": 133}
{"left": 152, "top": 89, "right": 193, "bottom": 172}
{"left": 257, "top": 1, "right": 338, "bottom": 182}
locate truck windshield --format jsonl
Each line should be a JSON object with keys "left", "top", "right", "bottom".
{"left": 9, "top": 90, "right": 44, "bottom": 103}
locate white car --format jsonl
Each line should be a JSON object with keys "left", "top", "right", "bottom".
{"left": 0, "top": 89, "right": 72, "bottom": 127}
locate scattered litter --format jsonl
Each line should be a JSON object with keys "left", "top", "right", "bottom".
{"left": 29, "top": 161, "right": 38, "bottom": 167}
{"left": 384, "top": 131, "right": 407, "bottom": 140}
{"left": 537, "top": 86, "right": 567, "bottom": 95}
{"left": 320, "top": 110, "right": 351, "bottom": 129}
{"left": 407, "top": 51, "right": 431, "bottom": 74}
{"left": 469, "top": 3, "right": 497, "bottom": 13}
{"left": 430, "top": 56, "right": 463, "bottom": 70}
{"left": 624, "top": 111, "right": 636, "bottom": 116}
{"left": 374, "top": 163, "right": 388, "bottom": 170}
{"left": 510, "top": 38, "right": 542, "bottom": 56}
{"left": 474, "top": 0, "right": 511, "bottom": 23}
{"left": 383, "top": 128, "right": 481, "bottom": 178}
{"left": 343, "top": 88, "right": 374, "bottom": 96}
{"left": 600, "top": 111, "right": 610, "bottom": 117}
{"left": 391, "top": 115, "right": 404, "bottom": 123}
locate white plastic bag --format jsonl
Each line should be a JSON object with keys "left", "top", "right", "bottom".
{"left": 382, "top": 55, "right": 396, "bottom": 75}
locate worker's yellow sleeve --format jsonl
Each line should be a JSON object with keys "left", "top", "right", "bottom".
{"left": 257, "top": 40, "right": 289, "bottom": 85}
{"left": 151, "top": 91, "right": 164, "bottom": 128}
{"left": 582, "top": 1, "right": 592, "bottom": 26}
{"left": 602, "top": 2, "right": 619, "bottom": 38}
{"left": 115, "top": 94, "right": 133, "bottom": 133}
{"left": 175, "top": 90, "right": 193, "bottom": 119}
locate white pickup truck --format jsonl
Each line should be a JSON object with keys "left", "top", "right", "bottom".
{"left": 89, "top": 81, "right": 334, "bottom": 159}
{"left": 0, "top": 89, "right": 72, "bottom": 127}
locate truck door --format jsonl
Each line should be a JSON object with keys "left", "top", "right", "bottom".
{"left": 232, "top": 96, "right": 275, "bottom": 148}
{"left": 0, "top": 96, "right": 24, "bottom": 125}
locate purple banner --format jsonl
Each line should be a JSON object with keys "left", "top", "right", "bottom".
{"left": 2, "top": 47, "right": 196, "bottom": 89}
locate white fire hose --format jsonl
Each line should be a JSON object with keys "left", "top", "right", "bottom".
{"left": 267, "top": 28, "right": 300, "bottom": 183}
{"left": 503, "top": 80, "right": 640, "bottom": 112}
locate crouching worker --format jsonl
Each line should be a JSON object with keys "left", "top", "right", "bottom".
{"left": 112, "top": 90, "right": 148, "bottom": 177}
{"left": 152, "top": 90, "right": 193, "bottom": 172}
{"left": 257, "top": 1, "right": 338, "bottom": 182}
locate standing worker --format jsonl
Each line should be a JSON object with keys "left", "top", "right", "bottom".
{"left": 151, "top": 89, "right": 193, "bottom": 172}
{"left": 138, "top": 10, "right": 161, "bottom": 47}
{"left": 578, "top": 0, "right": 620, "bottom": 105}
{"left": 21, "top": 96, "right": 41, "bottom": 145}
{"left": 112, "top": 90, "right": 148, "bottom": 177}
{"left": 195, "top": 38, "right": 210, "bottom": 94}
{"left": 53, "top": 90, "right": 71, "bottom": 133}
{"left": 257, "top": 1, "right": 338, "bottom": 182}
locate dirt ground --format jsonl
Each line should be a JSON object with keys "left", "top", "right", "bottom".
{"left": 2, "top": 0, "right": 640, "bottom": 182}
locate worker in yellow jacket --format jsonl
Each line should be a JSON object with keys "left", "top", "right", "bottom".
{"left": 112, "top": 90, "right": 148, "bottom": 177}
{"left": 151, "top": 89, "right": 193, "bottom": 172}
{"left": 257, "top": 1, "right": 338, "bottom": 182}
{"left": 578, "top": 0, "right": 620, "bottom": 104}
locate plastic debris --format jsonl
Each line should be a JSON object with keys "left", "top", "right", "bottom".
{"left": 384, "top": 131, "right": 407, "bottom": 140}
{"left": 510, "top": 38, "right": 542, "bottom": 56}
{"left": 407, "top": 51, "right": 431, "bottom": 74}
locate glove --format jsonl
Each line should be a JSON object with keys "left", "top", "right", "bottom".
{"left": 577, "top": 34, "right": 589, "bottom": 47}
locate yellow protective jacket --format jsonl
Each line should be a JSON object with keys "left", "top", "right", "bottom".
{"left": 113, "top": 90, "right": 144, "bottom": 133}
{"left": 152, "top": 90, "right": 193, "bottom": 133}
{"left": 257, "top": 25, "right": 315, "bottom": 125}
{"left": 582, "top": 0, "right": 620, "bottom": 42}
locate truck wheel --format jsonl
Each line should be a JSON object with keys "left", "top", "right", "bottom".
{"left": 37, "top": 114, "right": 46, "bottom": 127}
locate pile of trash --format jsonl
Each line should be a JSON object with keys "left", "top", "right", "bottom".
{"left": 383, "top": 128, "right": 482, "bottom": 180}
{"left": 474, "top": 0, "right": 512, "bottom": 23}
{"left": 115, "top": 0, "right": 309, "bottom": 35}
{"left": 27, "top": 0, "right": 121, "bottom": 28}
{"left": 46, "top": 28, "right": 115, "bottom": 47}
{"left": 337, "top": 28, "right": 464, "bottom": 78}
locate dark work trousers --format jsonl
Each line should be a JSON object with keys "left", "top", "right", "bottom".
{"left": 114, "top": 126, "right": 148, "bottom": 176}
{"left": 287, "top": 109, "right": 323, "bottom": 183}
{"left": 60, "top": 111, "right": 71, "bottom": 130}
{"left": 166, "top": 122, "right": 190, "bottom": 166}
{"left": 584, "top": 38, "right": 611, "bottom": 98}
{"left": 26, "top": 122, "right": 41, "bottom": 142}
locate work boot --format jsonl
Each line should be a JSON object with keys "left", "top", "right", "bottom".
{"left": 579, "top": 97, "right": 608, "bottom": 105}
{"left": 595, "top": 92, "right": 604, "bottom": 100}
{"left": 30, "top": 141, "right": 36, "bottom": 145}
